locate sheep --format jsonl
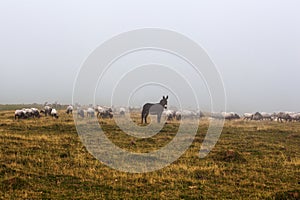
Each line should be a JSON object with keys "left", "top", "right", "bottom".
{"left": 252, "top": 112, "right": 263, "bottom": 121}
{"left": 182, "top": 110, "right": 197, "bottom": 119}
{"left": 86, "top": 107, "right": 95, "bottom": 118}
{"left": 175, "top": 111, "right": 181, "bottom": 120}
{"left": 50, "top": 108, "right": 59, "bottom": 119}
{"left": 66, "top": 105, "right": 73, "bottom": 114}
{"left": 290, "top": 113, "right": 300, "bottom": 122}
{"left": 14, "top": 108, "right": 40, "bottom": 120}
{"left": 40, "top": 106, "right": 52, "bottom": 116}
{"left": 97, "top": 106, "right": 113, "bottom": 119}
{"left": 222, "top": 112, "right": 240, "bottom": 120}
{"left": 243, "top": 113, "right": 253, "bottom": 120}
{"left": 77, "top": 108, "right": 85, "bottom": 118}
{"left": 14, "top": 110, "right": 26, "bottom": 119}
{"left": 197, "top": 111, "right": 205, "bottom": 118}
{"left": 22, "top": 108, "right": 33, "bottom": 118}
{"left": 31, "top": 108, "right": 40, "bottom": 118}
{"left": 119, "top": 107, "right": 126, "bottom": 116}
{"left": 276, "top": 112, "right": 292, "bottom": 122}
{"left": 261, "top": 112, "right": 273, "bottom": 121}
{"left": 210, "top": 112, "right": 223, "bottom": 120}
{"left": 174, "top": 110, "right": 197, "bottom": 120}
{"left": 163, "top": 110, "right": 175, "bottom": 121}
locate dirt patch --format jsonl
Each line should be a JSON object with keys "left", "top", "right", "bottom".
{"left": 213, "top": 149, "right": 247, "bottom": 163}
{"left": 1, "top": 177, "right": 31, "bottom": 190}
{"left": 273, "top": 189, "right": 299, "bottom": 200}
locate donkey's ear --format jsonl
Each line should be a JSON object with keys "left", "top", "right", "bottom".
{"left": 166, "top": 95, "right": 168, "bottom": 99}
{"left": 163, "top": 96, "right": 165, "bottom": 99}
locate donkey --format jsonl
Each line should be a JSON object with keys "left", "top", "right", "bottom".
{"left": 141, "top": 96, "right": 168, "bottom": 124}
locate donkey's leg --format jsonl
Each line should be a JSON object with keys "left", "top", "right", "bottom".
{"left": 145, "top": 112, "right": 149, "bottom": 124}
{"left": 141, "top": 111, "right": 148, "bottom": 124}
{"left": 157, "top": 113, "right": 162, "bottom": 123}
{"left": 141, "top": 111, "right": 145, "bottom": 124}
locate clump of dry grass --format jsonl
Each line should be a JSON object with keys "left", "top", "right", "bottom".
{"left": 212, "top": 149, "right": 247, "bottom": 163}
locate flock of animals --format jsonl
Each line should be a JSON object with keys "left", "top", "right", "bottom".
{"left": 14, "top": 106, "right": 58, "bottom": 119}
{"left": 13, "top": 96, "right": 300, "bottom": 123}
{"left": 75, "top": 106, "right": 114, "bottom": 119}
{"left": 162, "top": 111, "right": 300, "bottom": 122}
{"left": 14, "top": 105, "right": 109, "bottom": 120}
{"left": 14, "top": 105, "right": 115, "bottom": 120}
{"left": 140, "top": 96, "right": 300, "bottom": 123}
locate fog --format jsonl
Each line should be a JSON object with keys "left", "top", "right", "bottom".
{"left": 1, "top": 0, "right": 299, "bottom": 113}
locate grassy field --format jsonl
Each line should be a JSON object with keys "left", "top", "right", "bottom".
{"left": 0, "top": 109, "right": 299, "bottom": 199}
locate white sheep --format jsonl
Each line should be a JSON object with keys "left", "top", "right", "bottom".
{"left": 14, "top": 110, "right": 26, "bottom": 119}
{"left": 86, "top": 107, "right": 95, "bottom": 118}
{"left": 66, "top": 105, "right": 73, "bottom": 114}
{"left": 51, "top": 108, "right": 59, "bottom": 119}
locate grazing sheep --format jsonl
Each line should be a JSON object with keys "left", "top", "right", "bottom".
{"left": 86, "top": 107, "right": 95, "bottom": 118}
{"left": 77, "top": 108, "right": 85, "bottom": 118}
{"left": 243, "top": 113, "right": 253, "bottom": 120}
{"left": 261, "top": 112, "right": 273, "bottom": 121}
{"left": 222, "top": 112, "right": 240, "bottom": 120}
{"left": 23, "top": 108, "right": 33, "bottom": 118}
{"left": 31, "top": 108, "right": 40, "bottom": 118}
{"left": 163, "top": 110, "right": 175, "bottom": 121}
{"left": 290, "top": 113, "right": 300, "bottom": 122}
{"left": 14, "top": 110, "right": 26, "bottom": 119}
{"left": 182, "top": 110, "right": 197, "bottom": 119}
{"left": 252, "top": 112, "right": 263, "bottom": 121}
{"left": 40, "top": 106, "right": 52, "bottom": 116}
{"left": 119, "top": 107, "right": 126, "bottom": 116}
{"left": 174, "top": 110, "right": 198, "bottom": 120}
{"left": 50, "top": 108, "right": 59, "bottom": 119}
{"left": 97, "top": 106, "right": 113, "bottom": 119}
{"left": 175, "top": 111, "right": 182, "bottom": 120}
{"left": 15, "top": 108, "right": 40, "bottom": 120}
{"left": 277, "top": 112, "right": 292, "bottom": 122}
{"left": 66, "top": 105, "right": 73, "bottom": 114}
{"left": 210, "top": 112, "right": 224, "bottom": 120}
{"left": 197, "top": 111, "right": 205, "bottom": 118}
{"left": 232, "top": 113, "right": 240, "bottom": 120}
{"left": 95, "top": 106, "right": 103, "bottom": 113}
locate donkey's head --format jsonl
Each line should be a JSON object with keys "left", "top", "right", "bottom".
{"left": 159, "top": 95, "right": 168, "bottom": 109}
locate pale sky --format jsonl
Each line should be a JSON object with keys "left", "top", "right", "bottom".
{"left": 1, "top": 0, "right": 299, "bottom": 113}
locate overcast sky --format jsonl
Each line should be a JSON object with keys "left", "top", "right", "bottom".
{"left": 1, "top": 0, "right": 299, "bottom": 113}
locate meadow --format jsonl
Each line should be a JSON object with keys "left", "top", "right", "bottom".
{"left": 0, "top": 108, "right": 299, "bottom": 199}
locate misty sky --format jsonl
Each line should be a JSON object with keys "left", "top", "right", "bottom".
{"left": 1, "top": 0, "right": 299, "bottom": 113}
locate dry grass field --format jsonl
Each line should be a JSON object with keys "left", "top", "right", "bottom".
{"left": 0, "top": 107, "right": 299, "bottom": 199}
